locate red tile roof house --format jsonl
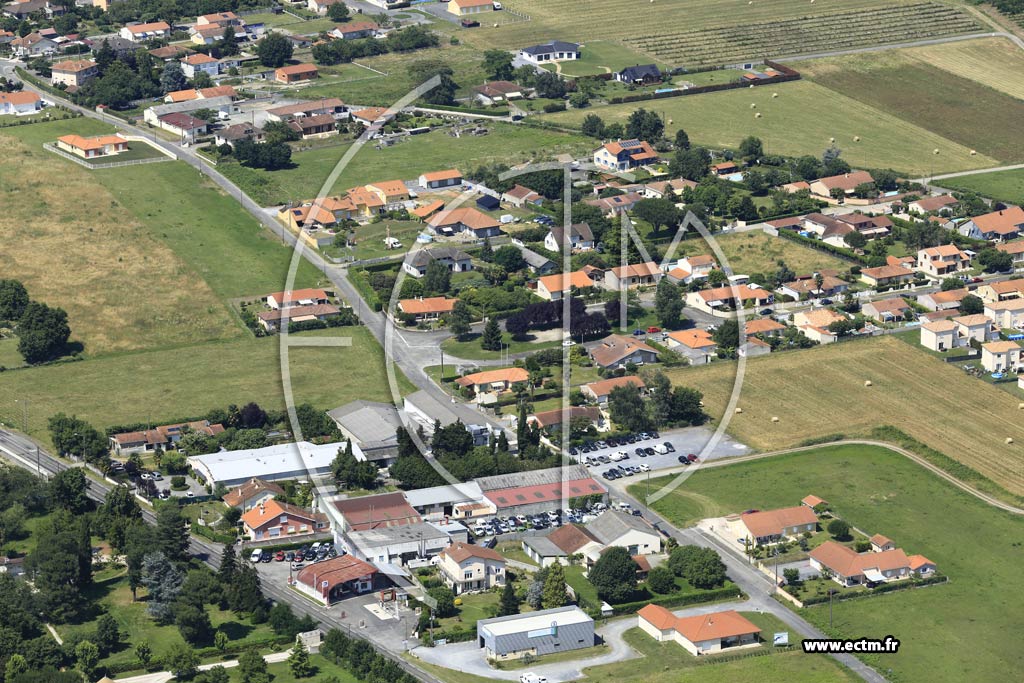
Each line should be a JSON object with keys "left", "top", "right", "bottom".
{"left": 637, "top": 605, "right": 761, "bottom": 656}
{"left": 997, "top": 240, "right": 1024, "bottom": 268}
{"left": 241, "top": 498, "right": 329, "bottom": 541}
{"left": 593, "top": 139, "right": 659, "bottom": 171}
{"left": 275, "top": 63, "right": 319, "bottom": 84}
{"left": 294, "top": 554, "right": 381, "bottom": 605}
{"left": 581, "top": 375, "right": 646, "bottom": 405}
{"left": 109, "top": 420, "right": 225, "bottom": 456}
{"left": 266, "top": 287, "right": 329, "bottom": 309}
{"left": 809, "top": 541, "right": 935, "bottom": 587}
{"left": 56, "top": 134, "right": 129, "bottom": 159}
{"left": 859, "top": 264, "right": 916, "bottom": 289}
{"left": 916, "top": 244, "right": 972, "bottom": 278}
{"left": 960, "top": 206, "right": 1024, "bottom": 242}
{"left": 589, "top": 334, "right": 659, "bottom": 369}
{"left": 535, "top": 270, "right": 595, "bottom": 301}
{"left": 603, "top": 261, "right": 662, "bottom": 291}
{"left": 738, "top": 506, "right": 818, "bottom": 545}
{"left": 418, "top": 168, "right": 462, "bottom": 189}
{"left": 0, "top": 91, "right": 42, "bottom": 115}
{"left": 685, "top": 284, "right": 772, "bottom": 314}
{"left": 428, "top": 206, "right": 502, "bottom": 238}
{"left": 665, "top": 329, "right": 717, "bottom": 366}
{"left": 473, "top": 80, "right": 525, "bottom": 105}
{"left": 501, "top": 184, "right": 544, "bottom": 208}
{"left": 50, "top": 59, "right": 98, "bottom": 88}
{"left": 222, "top": 478, "right": 285, "bottom": 511}
{"left": 862, "top": 297, "right": 912, "bottom": 323}
{"left": 527, "top": 406, "right": 604, "bottom": 433}
{"left": 397, "top": 296, "right": 458, "bottom": 322}
{"left": 809, "top": 170, "right": 876, "bottom": 203}
{"left": 437, "top": 542, "right": 506, "bottom": 595}
{"left": 455, "top": 367, "right": 530, "bottom": 398}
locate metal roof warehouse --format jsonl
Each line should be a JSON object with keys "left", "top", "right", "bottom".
{"left": 187, "top": 440, "right": 361, "bottom": 488}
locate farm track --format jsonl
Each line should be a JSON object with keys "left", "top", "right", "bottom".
{"left": 626, "top": 3, "right": 979, "bottom": 66}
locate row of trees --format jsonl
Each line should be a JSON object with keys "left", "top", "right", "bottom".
{"left": 0, "top": 280, "right": 72, "bottom": 364}
{"left": 607, "top": 368, "right": 706, "bottom": 433}
{"left": 312, "top": 25, "right": 438, "bottom": 66}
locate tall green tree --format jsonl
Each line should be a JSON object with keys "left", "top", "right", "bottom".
{"left": 608, "top": 385, "right": 652, "bottom": 433}
{"left": 288, "top": 640, "right": 315, "bottom": 678}
{"left": 482, "top": 49, "right": 513, "bottom": 80}
{"left": 654, "top": 278, "right": 683, "bottom": 328}
{"left": 48, "top": 468, "right": 89, "bottom": 514}
{"left": 218, "top": 542, "right": 237, "bottom": 586}
{"left": 497, "top": 580, "right": 519, "bottom": 617}
{"left": 449, "top": 300, "right": 472, "bottom": 339}
{"left": 16, "top": 301, "right": 70, "bottom": 364}
{"left": 229, "top": 563, "right": 264, "bottom": 615}
{"left": 238, "top": 647, "right": 271, "bottom": 683}
{"left": 0, "top": 279, "right": 29, "bottom": 321}
{"left": 327, "top": 1, "right": 350, "bottom": 21}
{"left": 588, "top": 546, "right": 637, "bottom": 603}
{"left": 481, "top": 317, "right": 503, "bottom": 351}
{"left": 74, "top": 640, "right": 100, "bottom": 679}
{"left": 422, "top": 259, "right": 451, "bottom": 294}
{"left": 155, "top": 503, "right": 190, "bottom": 563}
{"left": 541, "top": 562, "right": 568, "bottom": 609}
{"left": 163, "top": 641, "right": 199, "bottom": 680}
{"left": 142, "top": 552, "right": 183, "bottom": 625}
{"left": 256, "top": 32, "right": 294, "bottom": 67}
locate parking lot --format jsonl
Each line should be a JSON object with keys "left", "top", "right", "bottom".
{"left": 574, "top": 426, "right": 750, "bottom": 481}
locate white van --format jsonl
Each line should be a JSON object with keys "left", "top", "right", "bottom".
{"left": 250, "top": 549, "right": 262, "bottom": 563}
{"left": 654, "top": 443, "right": 670, "bottom": 455}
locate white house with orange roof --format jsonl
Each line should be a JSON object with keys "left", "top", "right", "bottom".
{"left": 50, "top": 59, "right": 98, "bottom": 87}
{"left": 981, "top": 340, "right": 1022, "bottom": 373}
{"left": 737, "top": 506, "right": 818, "bottom": 545}
{"left": 996, "top": 241, "right": 1024, "bottom": 269}
{"left": 793, "top": 308, "right": 846, "bottom": 344}
{"left": 119, "top": 21, "right": 171, "bottom": 41}
{"left": 418, "top": 169, "right": 462, "bottom": 189}
{"left": 665, "top": 254, "right": 718, "bottom": 285}
{"left": 810, "top": 541, "right": 916, "bottom": 586}
{"left": 959, "top": 206, "right": 1024, "bottom": 242}
{"left": 240, "top": 499, "right": 329, "bottom": 541}
{"left": 686, "top": 284, "right": 772, "bottom": 314}
{"left": 984, "top": 299, "right": 1024, "bottom": 331}
{"left": 180, "top": 52, "right": 220, "bottom": 79}
{"left": 952, "top": 313, "right": 993, "bottom": 344}
{"left": 0, "top": 91, "right": 41, "bottom": 115}
{"left": 916, "top": 244, "right": 972, "bottom": 278}
{"left": 637, "top": 605, "right": 761, "bottom": 656}
{"left": 665, "top": 329, "right": 717, "bottom": 365}
{"left": 365, "top": 180, "right": 409, "bottom": 208}
{"left": 455, "top": 367, "right": 530, "bottom": 399}
{"left": 536, "top": 270, "right": 595, "bottom": 301}
{"left": 56, "top": 133, "right": 129, "bottom": 159}
{"left": 809, "top": 170, "right": 875, "bottom": 201}
{"left": 801, "top": 494, "right": 828, "bottom": 510}
{"left": 593, "top": 139, "right": 659, "bottom": 171}
{"left": 975, "top": 278, "right": 1024, "bottom": 304}
{"left": 581, "top": 375, "right": 646, "bottom": 405}
{"left": 266, "top": 288, "right": 330, "bottom": 310}
{"left": 603, "top": 261, "right": 662, "bottom": 290}
{"left": 437, "top": 542, "right": 505, "bottom": 595}
{"left": 447, "top": 0, "right": 493, "bottom": 16}
{"left": 397, "top": 296, "right": 458, "bottom": 322}
{"left": 919, "top": 319, "right": 957, "bottom": 352}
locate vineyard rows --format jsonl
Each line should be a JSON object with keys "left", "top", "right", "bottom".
{"left": 626, "top": 3, "right": 979, "bottom": 67}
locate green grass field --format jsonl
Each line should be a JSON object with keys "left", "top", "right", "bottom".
{"left": 541, "top": 79, "right": 994, "bottom": 175}
{"left": 71, "top": 141, "right": 168, "bottom": 164}
{"left": 0, "top": 337, "right": 23, "bottom": 369}
{"left": 630, "top": 444, "right": 1024, "bottom": 683}
{"left": 223, "top": 653, "right": 360, "bottom": 682}
{"left": 800, "top": 51, "right": 1024, "bottom": 163}
{"left": 219, "top": 125, "right": 593, "bottom": 206}
{"left": 0, "top": 327, "right": 413, "bottom": 443}
{"left": 712, "top": 231, "right": 852, "bottom": 278}
{"left": 665, "top": 334, "right": 1024, "bottom": 497}
{"left": 899, "top": 36, "right": 1024, "bottom": 101}
{"left": 942, "top": 168, "right": 1024, "bottom": 205}
{"left": 440, "top": 332, "right": 560, "bottom": 361}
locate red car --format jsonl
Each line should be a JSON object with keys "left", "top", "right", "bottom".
{"left": 686, "top": 453, "right": 699, "bottom": 463}
{"left": 274, "top": 551, "right": 286, "bottom": 562}
{"left": 647, "top": 326, "right": 662, "bottom": 334}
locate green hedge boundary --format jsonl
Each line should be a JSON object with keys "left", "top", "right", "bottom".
{"left": 796, "top": 574, "right": 947, "bottom": 605}
{"left": 606, "top": 584, "right": 743, "bottom": 617}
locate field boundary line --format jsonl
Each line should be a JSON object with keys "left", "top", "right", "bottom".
{"left": 773, "top": 31, "right": 1023, "bottom": 63}
{"left": 686, "top": 439, "right": 1024, "bottom": 515}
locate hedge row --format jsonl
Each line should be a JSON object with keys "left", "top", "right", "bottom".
{"left": 608, "top": 584, "right": 742, "bottom": 616}
{"left": 192, "top": 523, "right": 237, "bottom": 545}
{"left": 606, "top": 72, "right": 800, "bottom": 105}
{"left": 797, "top": 574, "right": 947, "bottom": 605}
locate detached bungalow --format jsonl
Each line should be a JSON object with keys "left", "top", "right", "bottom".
{"left": 603, "top": 261, "right": 662, "bottom": 290}
{"left": 119, "top": 21, "right": 171, "bottom": 41}
{"left": 862, "top": 297, "right": 911, "bottom": 323}
{"left": 810, "top": 541, "right": 925, "bottom": 587}
{"left": 959, "top": 206, "right": 1024, "bottom": 242}
{"left": 455, "top": 367, "right": 530, "bottom": 397}
{"left": 585, "top": 191, "right": 645, "bottom": 215}
{"left": 502, "top": 184, "right": 544, "bottom": 208}
{"left": 793, "top": 308, "right": 846, "bottom": 345}
{"left": 402, "top": 246, "right": 473, "bottom": 278}
{"left": 859, "top": 264, "right": 916, "bottom": 288}
{"left": 638, "top": 606, "right": 760, "bottom": 657}
{"left": 528, "top": 406, "right": 604, "bottom": 433}
{"left": 156, "top": 112, "right": 207, "bottom": 142}
{"left": 908, "top": 195, "right": 958, "bottom": 215}
{"left": 447, "top": 0, "right": 493, "bottom": 16}
{"left": 809, "top": 170, "right": 875, "bottom": 201}
{"left": 56, "top": 134, "right": 129, "bottom": 159}
{"left": 665, "top": 329, "right": 717, "bottom": 365}
{"left": 918, "top": 287, "right": 967, "bottom": 312}
{"left": 397, "top": 296, "right": 458, "bottom": 322}
{"left": 777, "top": 274, "right": 848, "bottom": 301}
{"left": 614, "top": 64, "right": 661, "bottom": 85}
{"left": 275, "top": 63, "right": 319, "bottom": 83}
{"left": 428, "top": 207, "right": 502, "bottom": 238}
{"left": 329, "top": 20, "right": 380, "bottom": 39}
{"left": 473, "top": 80, "right": 524, "bottom": 105}
{"left": 685, "top": 284, "right": 771, "bottom": 314}
{"left": 256, "top": 304, "right": 341, "bottom": 332}
{"left": 0, "top": 91, "right": 41, "bottom": 115}
{"left": 738, "top": 506, "right": 817, "bottom": 545}
{"left": 266, "top": 288, "right": 329, "bottom": 309}
{"left": 590, "top": 334, "right": 658, "bottom": 369}
{"left": 581, "top": 375, "right": 645, "bottom": 405}
{"left": 518, "top": 40, "right": 580, "bottom": 64}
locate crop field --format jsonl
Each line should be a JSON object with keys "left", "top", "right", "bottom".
{"left": 631, "top": 444, "right": 1024, "bottom": 683}
{"left": 799, "top": 50, "right": 1024, "bottom": 163}
{"left": 0, "top": 120, "right": 238, "bottom": 356}
{"left": 0, "top": 327, "right": 414, "bottom": 442}
{"left": 898, "top": 37, "right": 1024, "bottom": 101}
{"left": 220, "top": 125, "right": 593, "bottom": 206}
{"left": 542, "top": 80, "right": 994, "bottom": 175}
{"left": 712, "top": 231, "right": 852, "bottom": 277}
{"left": 664, "top": 335, "right": 1024, "bottom": 496}
{"left": 463, "top": 0, "right": 977, "bottom": 66}
{"left": 942, "top": 168, "right": 1024, "bottom": 204}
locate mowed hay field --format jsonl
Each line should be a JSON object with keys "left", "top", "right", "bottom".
{"left": 0, "top": 121, "right": 237, "bottom": 355}
{"left": 712, "top": 231, "right": 851, "bottom": 277}
{"left": 665, "top": 335, "right": 1024, "bottom": 496}
{"left": 463, "top": 0, "right": 978, "bottom": 65}
{"left": 901, "top": 37, "right": 1024, "bottom": 100}
{"left": 542, "top": 80, "right": 995, "bottom": 174}
{"left": 944, "top": 168, "right": 1024, "bottom": 204}
{"left": 0, "top": 327, "right": 414, "bottom": 441}
{"left": 799, "top": 50, "right": 1024, "bottom": 163}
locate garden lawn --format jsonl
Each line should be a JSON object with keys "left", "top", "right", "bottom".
{"left": 542, "top": 79, "right": 992, "bottom": 175}
{"left": 711, "top": 231, "right": 852, "bottom": 277}
{"left": 563, "top": 565, "right": 599, "bottom": 607}
{"left": 223, "top": 653, "right": 360, "bottom": 682}
{"left": 219, "top": 125, "right": 593, "bottom": 206}
{"left": 0, "top": 120, "right": 239, "bottom": 355}
{"left": 799, "top": 52, "right": 1024, "bottom": 163}
{"left": 675, "top": 68, "right": 748, "bottom": 87}
{"left": 664, "top": 335, "right": 1024, "bottom": 498}
{"left": 0, "top": 327, "right": 414, "bottom": 445}
{"left": 543, "top": 41, "right": 667, "bottom": 77}
{"left": 72, "top": 142, "right": 168, "bottom": 164}
{"left": 57, "top": 573, "right": 281, "bottom": 672}
{"left": 629, "top": 444, "right": 1024, "bottom": 683}
{"left": 440, "top": 332, "right": 561, "bottom": 361}
{"left": 942, "top": 168, "right": 1024, "bottom": 205}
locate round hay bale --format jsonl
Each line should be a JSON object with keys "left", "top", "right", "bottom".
{"left": 755, "top": 112, "right": 762, "bottom": 118}
{"left": 750, "top": 103, "right": 756, "bottom": 108}
{"left": 970, "top": 150, "right": 977, "bottom": 156}
{"left": 772, "top": 92, "right": 778, "bottom": 98}
{"left": 829, "top": 136, "right": 835, "bottom": 143}
{"left": 933, "top": 148, "right": 940, "bottom": 154}
{"left": 853, "top": 135, "right": 860, "bottom": 142}
{"left": 1018, "top": 402, "right": 1024, "bottom": 409}
{"left": 771, "top": 416, "right": 779, "bottom": 423}
{"left": 864, "top": 380, "right": 872, "bottom": 387}
{"left": 1006, "top": 437, "right": 1014, "bottom": 445}
{"left": 735, "top": 407, "right": 743, "bottom": 414}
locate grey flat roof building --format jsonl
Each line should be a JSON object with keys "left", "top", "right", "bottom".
{"left": 477, "top": 606, "right": 594, "bottom": 660}
{"left": 327, "top": 400, "right": 401, "bottom": 464}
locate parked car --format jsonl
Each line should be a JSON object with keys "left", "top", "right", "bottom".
{"left": 635, "top": 448, "right": 646, "bottom": 457}
{"left": 260, "top": 551, "right": 272, "bottom": 563}
{"left": 677, "top": 455, "right": 690, "bottom": 464}
{"left": 290, "top": 561, "right": 304, "bottom": 571}
{"left": 460, "top": 18, "right": 479, "bottom": 27}
{"left": 662, "top": 441, "right": 675, "bottom": 452}
{"left": 647, "top": 326, "right": 661, "bottom": 334}
{"left": 285, "top": 551, "right": 295, "bottom": 562}
{"left": 274, "top": 551, "right": 286, "bottom": 561}
{"left": 687, "top": 453, "right": 699, "bottom": 463}
{"left": 820, "top": 298, "right": 834, "bottom": 305}
{"left": 759, "top": 308, "right": 773, "bottom": 315}
{"left": 250, "top": 549, "right": 262, "bottom": 563}
{"left": 639, "top": 464, "right": 650, "bottom": 472}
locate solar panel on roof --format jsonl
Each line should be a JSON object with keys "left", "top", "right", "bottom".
{"left": 621, "top": 139, "right": 641, "bottom": 148}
